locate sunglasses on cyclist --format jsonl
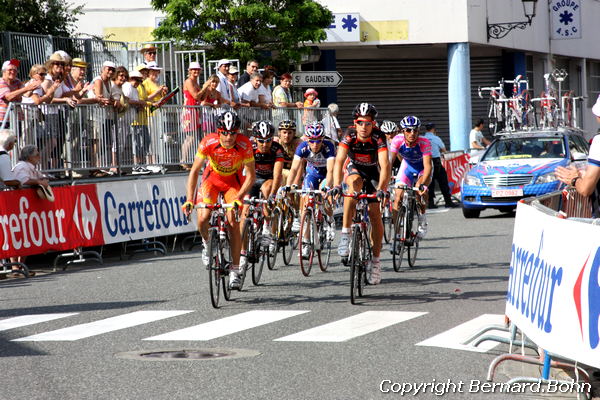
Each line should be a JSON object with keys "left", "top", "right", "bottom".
{"left": 219, "top": 130, "right": 238, "bottom": 136}
{"left": 257, "top": 138, "right": 272, "bottom": 143}
{"left": 403, "top": 128, "right": 418, "bottom": 133}
{"left": 355, "top": 120, "right": 373, "bottom": 127}
{"left": 308, "top": 139, "right": 323, "bottom": 144}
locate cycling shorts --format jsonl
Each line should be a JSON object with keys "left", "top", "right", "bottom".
{"left": 197, "top": 176, "right": 243, "bottom": 205}
{"left": 395, "top": 161, "right": 424, "bottom": 186}
{"left": 303, "top": 172, "right": 326, "bottom": 190}
{"left": 344, "top": 162, "right": 379, "bottom": 204}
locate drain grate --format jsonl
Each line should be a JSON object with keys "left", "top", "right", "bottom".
{"left": 116, "top": 348, "right": 260, "bottom": 362}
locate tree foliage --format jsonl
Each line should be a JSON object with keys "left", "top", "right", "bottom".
{"left": 151, "top": 0, "right": 333, "bottom": 64}
{"left": 0, "top": 0, "right": 83, "bottom": 37}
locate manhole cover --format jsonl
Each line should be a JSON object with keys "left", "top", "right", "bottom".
{"left": 116, "top": 348, "right": 260, "bottom": 362}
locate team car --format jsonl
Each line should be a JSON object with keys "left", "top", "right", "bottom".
{"left": 460, "top": 128, "right": 589, "bottom": 218}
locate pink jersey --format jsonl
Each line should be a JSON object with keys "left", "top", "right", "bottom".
{"left": 390, "top": 136, "right": 432, "bottom": 167}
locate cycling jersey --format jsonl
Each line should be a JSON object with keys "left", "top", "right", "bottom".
{"left": 252, "top": 140, "right": 285, "bottom": 180}
{"left": 294, "top": 139, "right": 336, "bottom": 189}
{"left": 276, "top": 137, "right": 302, "bottom": 170}
{"left": 339, "top": 128, "right": 387, "bottom": 168}
{"left": 195, "top": 133, "right": 254, "bottom": 204}
{"left": 389, "top": 136, "right": 432, "bottom": 186}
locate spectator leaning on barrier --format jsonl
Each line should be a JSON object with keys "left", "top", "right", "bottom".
{"left": 0, "top": 129, "right": 20, "bottom": 189}
{"left": 555, "top": 95, "right": 600, "bottom": 201}
{"left": 227, "top": 66, "right": 241, "bottom": 106}
{"left": 272, "top": 73, "right": 303, "bottom": 109}
{"left": 216, "top": 59, "right": 235, "bottom": 106}
{"left": 88, "top": 61, "right": 116, "bottom": 176}
{"left": 0, "top": 59, "right": 41, "bottom": 127}
{"left": 180, "top": 62, "right": 204, "bottom": 171}
{"left": 258, "top": 70, "right": 275, "bottom": 108}
{"left": 21, "top": 64, "right": 55, "bottom": 105}
{"left": 422, "top": 123, "right": 457, "bottom": 208}
{"left": 238, "top": 72, "right": 263, "bottom": 108}
{"left": 237, "top": 59, "right": 259, "bottom": 88}
{"left": 321, "top": 103, "right": 342, "bottom": 143}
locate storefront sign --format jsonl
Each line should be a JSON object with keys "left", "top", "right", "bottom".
{"left": 325, "top": 13, "right": 361, "bottom": 43}
{"left": 506, "top": 203, "right": 600, "bottom": 368}
{"left": 550, "top": 0, "right": 582, "bottom": 39}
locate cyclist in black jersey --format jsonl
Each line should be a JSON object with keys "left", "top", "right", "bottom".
{"left": 332, "top": 103, "right": 390, "bottom": 285}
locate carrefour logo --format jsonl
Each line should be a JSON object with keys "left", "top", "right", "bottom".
{"left": 73, "top": 193, "right": 98, "bottom": 240}
{"left": 573, "top": 248, "right": 600, "bottom": 349}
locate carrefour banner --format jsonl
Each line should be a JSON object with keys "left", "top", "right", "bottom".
{"left": 97, "top": 176, "right": 195, "bottom": 244}
{"left": 507, "top": 202, "right": 600, "bottom": 368}
{"left": 0, "top": 185, "right": 104, "bottom": 258}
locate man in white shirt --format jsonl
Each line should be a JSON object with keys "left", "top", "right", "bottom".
{"left": 237, "top": 73, "right": 263, "bottom": 108}
{"left": 216, "top": 59, "right": 234, "bottom": 106}
{"left": 469, "top": 119, "right": 490, "bottom": 152}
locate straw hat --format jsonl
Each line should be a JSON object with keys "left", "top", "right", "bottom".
{"left": 72, "top": 58, "right": 88, "bottom": 68}
{"left": 48, "top": 53, "right": 66, "bottom": 63}
{"left": 140, "top": 43, "right": 158, "bottom": 53}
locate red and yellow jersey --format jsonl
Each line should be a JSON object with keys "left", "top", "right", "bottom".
{"left": 196, "top": 133, "right": 254, "bottom": 179}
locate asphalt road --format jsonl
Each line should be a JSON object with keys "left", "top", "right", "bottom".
{"left": 0, "top": 207, "right": 594, "bottom": 400}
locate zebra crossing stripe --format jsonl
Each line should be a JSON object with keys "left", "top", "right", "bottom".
{"left": 144, "top": 310, "right": 310, "bottom": 341}
{"left": 274, "top": 311, "right": 427, "bottom": 342}
{"left": 415, "top": 314, "right": 507, "bottom": 352}
{"left": 0, "top": 313, "right": 78, "bottom": 332}
{"left": 12, "top": 310, "right": 193, "bottom": 341}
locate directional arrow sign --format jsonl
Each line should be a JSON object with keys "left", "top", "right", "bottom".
{"left": 291, "top": 71, "right": 343, "bottom": 88}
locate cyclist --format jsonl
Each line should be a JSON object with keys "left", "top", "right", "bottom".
{"left": 275, "top": 119, "right": 303, "bottom": 183}
{"left": 245, "top": 120, "right": 284, "bottom": 252}
{"left": 380, "top": 120, "right": 401, "bottom": 176}
{"left": 285, "top": 122, "right": 336, "bottom": 259}
{"left": 389, "top": 115, "right": 432, "bottom": 240}
{"left": 183, "top": 110, "right": 256, "bottom": 290}
{"left": 332, "top": 103, "right": 390, "bottom": 285}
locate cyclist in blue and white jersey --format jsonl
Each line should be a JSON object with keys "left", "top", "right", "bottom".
{"left": 389, "top": 115, "right": 433, "bottom": 238}
{"left": 285, "top": 122, "right": 336, "bottom": 258}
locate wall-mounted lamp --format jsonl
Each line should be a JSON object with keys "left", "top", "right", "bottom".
{"left": 487, "top": 0, "right": 538, "bottom": 40}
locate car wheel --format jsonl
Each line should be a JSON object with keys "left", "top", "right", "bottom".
{"left": 462, "top": 207, "right": 481, "bottom": 219}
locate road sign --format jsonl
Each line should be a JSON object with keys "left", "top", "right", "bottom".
{"left": 291, "top": 71, "right": 343, "bottom": 88}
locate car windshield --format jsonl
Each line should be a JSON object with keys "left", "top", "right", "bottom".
{"left": 482, "top": 137, "right": 565, "bottom": 161}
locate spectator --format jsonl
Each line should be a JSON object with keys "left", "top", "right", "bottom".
{"left": 258, "top": 70, "right": 275, "bottom": 108}
{"left": 136, "top": 64, "right": 150, "bottom": 80}
{"left": 422, "top": 123, "right": 457, "bottom": 208}
{"left": 198, "top": 75, "right": 222, "bottom": 107}
{"left": 272, "top": 73, "right": 302, "bottom": 108}
{"left": 108, "top": 66, "right": 129, "bottom": 174}
{"left": 556, "top": 95, "right": 600, "bottom": 199}
{"left": 88, "top": 60, "right": 116, "bottom": 176}
{"left": 64, "top": 58, "right": 92, "bottom": 100}
{"left": 321, "top": 103, "right": 342, "bottom": 143}
{"left": 141, "top": 44, "right": 158, "bottom": 66}
{"left": 122, "top": 70, "right": 150, "bottom": 174}
{"left": 0, "top": 59, "right": 41, "bottom": 127}
{"left": 13, "top": 144, "right": 50, "bottom": 189}
{"left": 142, "top": 63, "right": 168, "bottom": 103}
{"left": 237, "top": 72, "right": 263, "bottom": 108}
{"left": 180, "top": 62, "right": 203, "bottom": 171}
{"left": 237, "top": 59, "right": 259, "bottom": 88}
{"left": 215, "top": 59, "right": 235, "bottom": 106}
{"left": 21, "top": 64, "right": 58, "bottom": 105}
{"left": 302, "top": 88, "right": 320, "bottom": 124}
{"left": 227, "top": 66, "right": 241, "bottom": 106}
{"left": 469, "top": 119, "right": 490, "bottom": 155}
{"left": 0, "top": 129, "right": 20, "bottom": 188}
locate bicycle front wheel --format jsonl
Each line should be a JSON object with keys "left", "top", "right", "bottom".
{"left": 282, "top": 209, "right": 296, "bottom": 266}
{"left": 392, "top": 207, "right": 406, "bottom": 272}
{"left": 299, "top": 209, "right": 315, "bottom": 277}
{"left": 207, "top": 230, "right": 221, "bottom": 308}
{"left": 267, "top": 208, "right": 281, "bottom": 270}
{"left": 382, "top": 204, "right": 393, "bottom": 244}
{"left": 349, "top": 226, "right": 362, "bottom": 305}
{"left": 221, "top": 236, "right": 232, "bottom": 300}
{"left": 407, "top": 207, "right": 420, "bottom": 268}
{"left": 319, "top": 214, "right": 333, "bottom": 272}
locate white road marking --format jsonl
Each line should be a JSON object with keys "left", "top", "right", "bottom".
{"left": 416, "top": 314, "right": 508, "bottom": 352}
{"left": 274, "top": 311, "right": 427, "bottom": 342}
{"left": 12, "top": 310, "right": 193, "bottom": 341}
{"left": 144, "top": 310, "right": 310, "bottom": 341}
{"left": 426, "top": 208, "right": 450, "bottom": 215}
{"left": 0, "top": 313, "right": 78, "bottom": 331}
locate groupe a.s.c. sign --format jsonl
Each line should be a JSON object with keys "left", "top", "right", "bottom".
{"left": 291, "top": 71, "right": 343, "bottom": 88}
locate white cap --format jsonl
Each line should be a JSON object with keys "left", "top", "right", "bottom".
{"left": 229, "top": 66, "right": 239, "bottom": 74}
{"left": 55, "top": 50, "right": 71, "bottom": 62}
{"left": 188, "top": 61, "right": 202, "bottom": 70}
{"left": 593, "top": 95, "right": 600, "bottom": 118}
{"left": 217, "top": 59, "right": 231, "bottom": 68}
{"left": 102, "top": 61, "right": 116, "bottom": 69}
{"left": 146, "top": 61, "right": 162, "bottom": 70}
{"left": 129, "top": 70, "right": 143, "bottom": 79}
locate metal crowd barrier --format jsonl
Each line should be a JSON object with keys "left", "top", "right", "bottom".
{"left": 4, "top": 103, "right": 328, "bottom": 178}
{"left": 527, "top": 187, "right": 593, "bottom": 219}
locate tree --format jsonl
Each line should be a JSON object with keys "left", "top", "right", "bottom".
{"left": 151, "top": 0, "right": 333, "bottom": 64}
{"left": 0, "top": 0, "right": 83, "bottom": 37}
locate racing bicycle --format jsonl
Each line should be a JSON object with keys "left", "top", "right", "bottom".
{"left": 241, "top": 197, "right": 269, "bottom": 286}
{"left": 392, "top": 183, "right": 424, "bottom": 271}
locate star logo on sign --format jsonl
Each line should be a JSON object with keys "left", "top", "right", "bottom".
{"left": 341, "top": 15, "right": 358, "bottom": 32}
{"left": 559, "top": 11, "right": 573, "bottom": 25}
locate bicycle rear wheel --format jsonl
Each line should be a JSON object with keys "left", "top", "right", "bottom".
{"left": 299, "top": 209, "right": 315, "bottom": 277}
{"left": 319, "top": 214, "right": 333, "bottom": 272}
{"left": 282, "top": 210, "right": 296, "bottom": 266}
{"left": 267, "top": 207, "right": 281, "bottom": 270}
{"left": 407, "top": 206, "right": 420, "bottom": 268}
{"left": 252, "top": 240, "right": 266, "bottom": 286}
{"left": 349, "top": 226, "right": 362, "bottom": 305}
{"left": 382, "top": 204, "right": 392, "bottom": 244}
{"left": 392, "top": 207, "right": 406, "bottom": 272}
{"left": 239, "top": 219, "right": 252, "bottom": 290}
{"left": 207, "top": 230, "right": 221, "bottom": 308}
{"left": 221, "top": 237, "right": 232, "bottom": 300}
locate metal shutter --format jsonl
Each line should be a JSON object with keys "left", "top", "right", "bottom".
{"left": 336, "top": 57, "right": 502, "bottom": 144}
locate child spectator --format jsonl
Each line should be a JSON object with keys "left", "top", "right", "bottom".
{"left": 302, "top": 88, "right": 320, "bottom": 125}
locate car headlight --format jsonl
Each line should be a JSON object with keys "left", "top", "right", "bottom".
{"left": 464, "top": 174, "right": 482, "bottom": 186}
{"left": 536, "top": 172, "right": 557, "bottom": 184}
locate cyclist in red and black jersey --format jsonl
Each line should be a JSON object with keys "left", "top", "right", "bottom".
{"left": 332, "top": 103, "right": 390, "bottom": 285}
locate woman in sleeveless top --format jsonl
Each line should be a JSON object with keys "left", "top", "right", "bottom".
{"left": 198, "top": 75, "right": 222, "bottom": 134}
{"left": 180, "top": 64, "right": 203, "bottom": 170}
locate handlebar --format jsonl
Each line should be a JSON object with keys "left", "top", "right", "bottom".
{"left": 342, "top": 193, "right": 379, "bottom": 200}
{"left": 194, "top": 202, "right": 240, "bottom": 210}
{"left": 395, "top": 184, "right": 427, "bottom": 192}
{"left": 243, "top": 198, "right": 269, "bottom": 205}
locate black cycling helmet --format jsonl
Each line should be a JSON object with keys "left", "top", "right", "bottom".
{"left": 252, "top": 120, "right": 275, "bottom": 139}
{"left": 217, "top": 110, "right": 241, "bottom": 131}
{"left": 352, "top": 102, "right": 378, "bottom": 120}
{"left": 278, "top": 120, "right": 296, "bottom": 130}
{"left": 380, "top": 120, "right": 398, "bottom": 134}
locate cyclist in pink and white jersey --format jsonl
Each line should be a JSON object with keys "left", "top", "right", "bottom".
{"left": 389, "top": 115, "right": 432, "bottom": 238}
